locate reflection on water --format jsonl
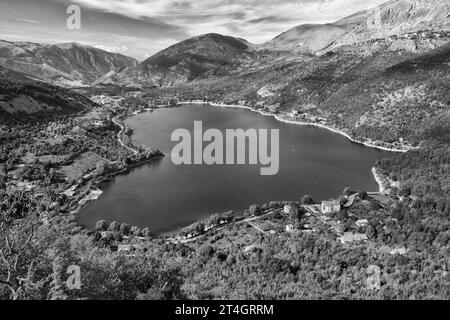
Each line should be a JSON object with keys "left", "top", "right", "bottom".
{"left": 78, "top": 104, "right": 396, "bottom": 234}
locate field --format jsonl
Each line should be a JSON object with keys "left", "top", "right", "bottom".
{"left": 58, "top": 151, "right": 105, "bottom": 181}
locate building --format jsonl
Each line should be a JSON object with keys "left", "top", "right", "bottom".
{"left": 321, "top": 200, "right": 341, "bottom": 214}
{"left": 284, "top": 205, "right": 292, "bottom": 214}
{"left": 356, "top": 219, "right": 369, "bottom": 228}
{"left": 340, "top": 232, "right": 368, "bottom": 244}
{"left": 285, "top": 224, "right": 295, "bottom": 233}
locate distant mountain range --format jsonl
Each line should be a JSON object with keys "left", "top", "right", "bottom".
{"left": 0, "top": 0, "right": 449, "bottom": 136}
{"left": 116, "top": 0, "right": 450, "bottom": 87}
{"left": 1, "top": 0, "right": 449, "bottom": 89}
{"left": 0, "top": 41, "right": 138, "bottom": 86}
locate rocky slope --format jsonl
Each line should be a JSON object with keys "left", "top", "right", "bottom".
{"left": 258, "top": 9, "right": 373, "bottom": 54}
{"left": 324, "top": 0, "right": 450, "bottom": 53}
{"left": 0, "top": 41, "right": 138, "bottom": 86}
{"left": 259, "top": 24, "right": 350, "bottom": 53}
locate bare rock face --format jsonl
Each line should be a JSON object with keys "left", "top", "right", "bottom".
{"left": 0, "top": 40, "right": 138, "bottom": 85}
{"left": 326, "top": 0, "right": 450, "bottom": 52}
{"left": 259, "top": 24, "right": 350, "bottom": 53}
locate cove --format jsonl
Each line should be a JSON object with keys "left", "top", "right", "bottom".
{"left": 78, "top": 104, "right": 396, "bottom": 234}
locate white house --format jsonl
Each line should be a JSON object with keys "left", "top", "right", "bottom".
{"left": 356, "top": 219, "right": 369, "bottom": 228}
{"left": 285, "top": 224, "right": 295, "bottom": 233}
{"left": 321, "top": 200, "right": 341, "bottom": 214}
{"left": 284, "top": 205, "right": 292, "bottom": 214}
{"left": 340, "top": 233, "right": 368, "bottom": 244}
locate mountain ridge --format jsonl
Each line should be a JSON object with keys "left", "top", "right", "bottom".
{"left": 117, "top": 33, "right": 256, "bottom": 87}
{"left": 0, "top": 40, "right": 138, "bottom": 86}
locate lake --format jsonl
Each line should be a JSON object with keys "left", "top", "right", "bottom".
{"left": 78, "top": 104, "right": 395, "bottom": 234}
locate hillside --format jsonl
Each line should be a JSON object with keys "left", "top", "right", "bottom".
{"left": 259, "top": 24, "right": 350, "bottom": 53}
{"left": 119, "top": 33, "right": 255, "bottom": 87}
{"left": 0, "top": 40, "right": 138, "bottom": 86}
{"left": 0, "top": 66, "right": 96, "bottom": 123}
{"left": 153, "top": 39, "right": 450, "bottom": 149}
{"left": 325, "top": 0, "right": 450, "bottom": 52}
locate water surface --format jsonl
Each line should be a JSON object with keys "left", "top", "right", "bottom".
{"left": 79, "top": 104, "right": 395, "bottom": 233}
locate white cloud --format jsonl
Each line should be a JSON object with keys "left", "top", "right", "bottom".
{"left": 72, "top": 0, "right": 388, "bottom": 43}
{"left": 0, "top": 0, "right": 389, "bottom": 59}
{"left": 94, "top": 44, "right": 129, "bottom": 53}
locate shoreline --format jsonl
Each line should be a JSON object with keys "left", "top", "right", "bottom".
{"left": 371, "top": 167, "right": 387, "bottom": 194}
{"left": 73, "top": 100, "right": 400, "bottom": 232}
{"left": 179, "top": 100, "right": 404, "bottom": 195}
{"left": 178, "top": 101, "right": 415, "bottom": 153}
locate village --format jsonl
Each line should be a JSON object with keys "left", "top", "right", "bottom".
{"left": 98, "top": 182, "right": 407, "bottom": 259}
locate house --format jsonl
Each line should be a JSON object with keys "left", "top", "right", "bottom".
{"left": 117, "top": 244, "right": 142, "bottom": 253}
{"left": 356, "top": 219, "right": 369, "bottom": 228}
{"left": 284, "top": 205, "right": 292, "bottom": 214}
{"left": 391, "top": 247, "right": 407, "bottom": 255}
{"left": 321, "top": 200, "right": 341, "bottom": 214}
{"left": 339, "top": 232, "right": 368, "bottom": 244}
{"left": 285, "top": 224, "right": 295, "bottom": 233}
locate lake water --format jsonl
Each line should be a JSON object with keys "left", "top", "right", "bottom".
{"left": 78, "top": 104, "right": 395, "bottom": 234}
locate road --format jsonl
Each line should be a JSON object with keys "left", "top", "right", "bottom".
{"left": 112, "top": 117, "right": 138, "bottom": 157}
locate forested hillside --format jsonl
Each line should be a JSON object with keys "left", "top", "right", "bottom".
{"left": 0, "top": 66, "right": 95, "bottom": 123}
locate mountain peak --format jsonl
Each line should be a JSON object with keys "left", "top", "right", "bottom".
{"left": 129, "top": 33, "right": 254, "bottom": 87}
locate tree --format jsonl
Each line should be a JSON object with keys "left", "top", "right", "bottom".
{"left": 95, "top": 220, "right": 108, "bottom": 231}
{"left": 108, "top": 221, "right": 120, "bottom": 232}
{"left": 366, "top": 224, "right": 377, "bottom": 240}
{"left": 290, "top": 205, "right": 306, "bottom": 229}
{"left": 301, "top": 195, "right": 314, "bottom": 205}
{"left": 141, "top": 227, "right": 152, "bottom": 238}
{"left": 248, "top": 204, "right": 261, "bottom": 217}
{"left": 131, "top": 226, "right": 141, "bottom": 236}
{"left": 0, "top": 175, "right": 6, "bottom": 190}
{"left": 120, "top": 223, "right": 131, "bottom": 235}
{"left": 358, "top": 191, "right": 368, "bottom": 200}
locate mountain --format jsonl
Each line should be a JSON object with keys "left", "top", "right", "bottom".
{"left": 119, "top": 33, "right": 255, "bottom": 87}
{"left": 259, "top": 24, "right": 350, "bottom": 53}
{"left": 325, "top": 0, "right": 450, "bottom": 52}
{"left": 0, "top": 65, "right": 96, "bottom": 123}
{"left": 258, "top": 9, "right": 373, "bottom": 54}
{"left": 0, "top": 40, "right": 138, "bottom": 86}
{"left": 260, "top": 0, "right": 450, "bottom": 54}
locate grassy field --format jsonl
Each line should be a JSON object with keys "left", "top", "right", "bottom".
{"left": 58, "top": 151, "right": 105, "bottom": 181}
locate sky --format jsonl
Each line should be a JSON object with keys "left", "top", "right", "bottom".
{"left": 0, "top": 0, "right": 387, "bottom": 61}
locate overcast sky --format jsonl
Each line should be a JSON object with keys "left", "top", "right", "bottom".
{"left": 0, "top": 0, "right": 387, "bottom": 60}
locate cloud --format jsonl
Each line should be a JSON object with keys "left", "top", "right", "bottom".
{"left": 94, "top": 44, "right": 129, "bottom": 53}
{"left": 70, "top": 0, "right": 388, "bottom": 43}
{"left": 0, "top": 0, "right": 388, "bottom": 58}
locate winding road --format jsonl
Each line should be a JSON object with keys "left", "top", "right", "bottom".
{"left": 112, "top": 117, "right": 138, "bottom": 157}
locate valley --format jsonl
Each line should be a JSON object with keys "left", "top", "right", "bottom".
{"left": 0, "top": 0, "right": 449, "bottom": 300}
